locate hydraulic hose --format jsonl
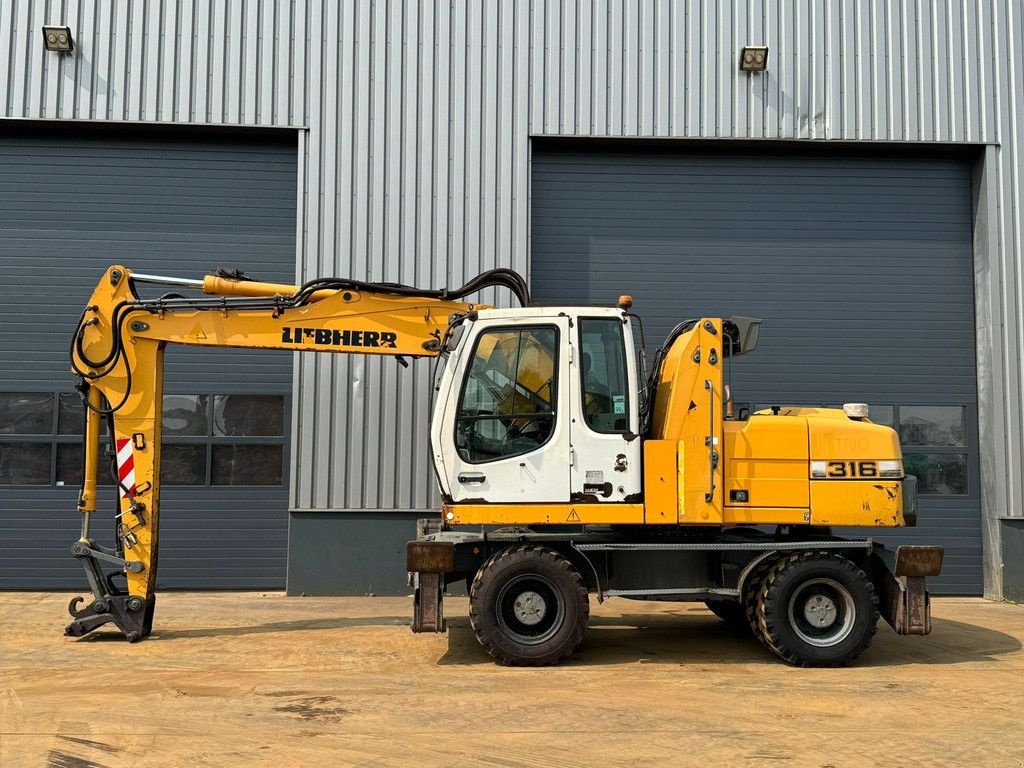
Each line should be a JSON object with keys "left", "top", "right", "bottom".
{"left": 70, "top": 267, "right": 530, "bottom": 415}
{"left": 289, "top": 267, "right": 530, "bottom": 308}
{"left": 640, "top": 318, "right": 699, "bottom": 436}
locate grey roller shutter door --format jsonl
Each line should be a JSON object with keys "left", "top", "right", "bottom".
{"left": 0, "top": 127, "right": 297, "bottom": 589}
{"left": 531, "top": 144, "right": 980, "bottom": 594}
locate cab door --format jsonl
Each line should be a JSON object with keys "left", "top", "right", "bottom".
{"left": 569, "top": 315, "right": 643, "bottom": 502}
{"left": 436, "top": 317, "right": 571, "bottom": 503}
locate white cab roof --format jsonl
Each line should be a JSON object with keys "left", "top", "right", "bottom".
{"left": 474, "top": 306, "right": 625, "bottom": 321}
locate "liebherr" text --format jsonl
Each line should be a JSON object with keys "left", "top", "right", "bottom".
{"left": 281, "top": 327, "right": 398, "bottom": 348}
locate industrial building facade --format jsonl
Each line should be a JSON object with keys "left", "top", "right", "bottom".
{"left": 0, "top": 1, "right": 1021, "bottom": 599}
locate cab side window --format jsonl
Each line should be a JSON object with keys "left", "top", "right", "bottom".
{"left": 579, "top": 318, "right": 630, "bottom": 433}
{"left": 456, "top": 326, "right": 559, "bottom": 463}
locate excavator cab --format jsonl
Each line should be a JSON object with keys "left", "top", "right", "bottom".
{"left": 431, "top": 308, "right": 642, "bottom": 505}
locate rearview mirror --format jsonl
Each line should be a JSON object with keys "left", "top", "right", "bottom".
{"left": 724, "top": 316, "right": 763, "bottom": 356}
{"left": 444, "top": 323, "right": 467, "bottom": 354}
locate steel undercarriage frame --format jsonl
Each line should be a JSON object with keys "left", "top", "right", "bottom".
{"left": 408, "top": 524, "right": 939, "bottom": 637}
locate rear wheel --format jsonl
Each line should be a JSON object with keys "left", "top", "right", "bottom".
{"left": 755, "top": 551, "right": 879, "bottom": 667}
{"left": 469, "top": 545, "right": 589, "bottom": 666}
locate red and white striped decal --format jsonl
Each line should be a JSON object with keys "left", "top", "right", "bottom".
{"left": 115, "top": 437, "right": 136, "bottom": 499}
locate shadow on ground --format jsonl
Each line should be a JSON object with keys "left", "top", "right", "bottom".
{"left": 437, "top": 611, "right": 1023, "bottom": 667}
{"left": 67, "top": 602, "right": 1022, "bottom": 667}
{"left": 73, "top": 616, "right": 411, "bottom": 641}
{"left": 860, "top": 615, "right": 1024, "bottom": 667}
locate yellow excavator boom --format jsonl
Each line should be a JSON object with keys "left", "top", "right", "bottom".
{"left": 65, "top": 264, "right": 527, "bottom": 641}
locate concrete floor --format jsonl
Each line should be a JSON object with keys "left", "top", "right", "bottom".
{"left": 1, "top": 594, "right": 1022, "bottom": 768}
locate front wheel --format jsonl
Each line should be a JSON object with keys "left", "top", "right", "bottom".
{"left": 755, "top": 551, "right": 879, "bottom": 667}
{"left": 469, "top": 545, "right": 589, "bottom": 666}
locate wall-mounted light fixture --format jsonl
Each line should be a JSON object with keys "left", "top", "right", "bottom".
{"left": 42, "top": 25, "right": 74, "bottom": 53}
{"left": 739, "top": 46, "right": 768, "bottom": 72}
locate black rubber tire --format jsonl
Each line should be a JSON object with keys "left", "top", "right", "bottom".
{"left": 704, "top": 598, "right": 749, "bottom": 630}
{"left": 755, "top": 551, "right": 879, "bottom": 667}
{"left": 469, "top": 545, "right": 589, "bottom": 666}
{"left": 742, "top": 556, "right": 778, "bottom": 642}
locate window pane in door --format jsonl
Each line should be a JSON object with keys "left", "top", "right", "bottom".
{"left": 163, "top": 395, "right": 209, "bottom": 436}
{"left": 161, "top": 444, "right": 207, "bottom": 485}
{"left": 868, "top": 405, "right": 895, "bottom": 428}
{"left": 456, "top": 327, "right": 558, "bottom": 463}
{"left": 0, "top": 393, "right": 54, "bottom": 435}
{"left": 211, "top": 444, "right": 283, "bottom": 485}
{"left": 56, "top": 443, "right": 116, "bottom": 486}
{"left": 58, "top": 393, "right": 84, "bottom": 435}
{"left": 579, "top": 318, "right": 629, "bottom": 433}
{"left": 904, "top": 453, "right": 968, "bottom": 495}
{"left": 899, "top": 406, "right": 966, "bottom": 447}
{"left": 0, "top": 443, "right": 51, "bottom": 484}
{"left": 214, "top": 395, "right": 285, "bottom": 436}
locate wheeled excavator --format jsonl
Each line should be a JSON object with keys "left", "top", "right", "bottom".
{"left": 65, "top": 265, "right": 943, "bottom": 666}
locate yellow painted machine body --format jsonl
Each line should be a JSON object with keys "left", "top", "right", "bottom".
{"left": 640, "top": 412, "right": 905, "bottom": 527}
{"left": 66, "top": 265, "right": 914, "bottom": 643}
{"left": 447, "top": 317, "right": 908, "bottom": 529}
{"left": 75, "top": 270, "right": 908, "bottom": 558}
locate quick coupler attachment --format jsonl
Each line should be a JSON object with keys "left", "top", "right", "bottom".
{"left": 66, "top": 594, "right": 155, "bottom": 643}
{"left": 66, "top": 539, "right": 154, "bottom": 642}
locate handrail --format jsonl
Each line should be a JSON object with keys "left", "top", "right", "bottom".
{"left": 704, "top": 378, "right": 716, "bottom": 503}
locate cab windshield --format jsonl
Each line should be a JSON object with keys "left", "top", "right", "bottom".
{"left": 455, "top": 326, "right": 559, "bottom": 463}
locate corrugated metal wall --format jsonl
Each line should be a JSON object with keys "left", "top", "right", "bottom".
{"left": 1, "top": 1, "right": 1021, "bottom": 578}
{"left": 0, "top": 0, "right": 307, "bottom": 124}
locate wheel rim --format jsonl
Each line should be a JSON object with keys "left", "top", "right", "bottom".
{"left": 496, "top": 574, "right": 565, "bottom": 645}
{"left": 787, "top": 577, "right": 856, "bottom": 647}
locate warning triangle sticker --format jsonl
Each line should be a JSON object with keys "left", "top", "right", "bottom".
{"left": 188, "top": 323, "right": 207, "bottom": 342}
{"left": 566, "top": 508, "right": 581, "bottom": 523}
